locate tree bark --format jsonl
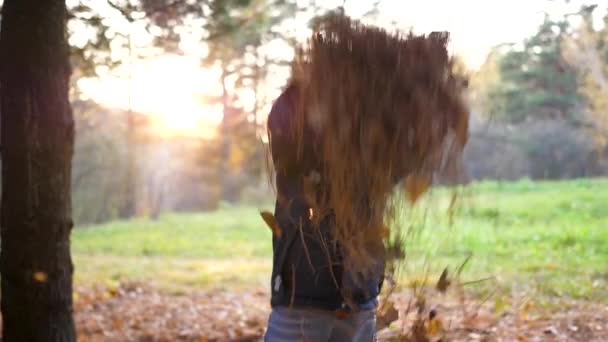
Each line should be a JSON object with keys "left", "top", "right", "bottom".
{"left": 0, "top": 0, "right": 77, "bottom": 340}
{"left": 120, "top": 32, "right": 137, "bottom": 219}
{"left": 218, "top": 68, "right": 234, "bottom": 202}
{"left": 120, "top": 108, "right": 137, "bottom": 218}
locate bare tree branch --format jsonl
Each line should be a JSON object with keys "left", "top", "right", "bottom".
{"left": 106, "top": 0, "right": 135, "bottom": 22}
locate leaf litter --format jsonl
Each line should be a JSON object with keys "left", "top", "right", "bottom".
{"left": 64, "top": 281, "right": 608, "bottom": 341}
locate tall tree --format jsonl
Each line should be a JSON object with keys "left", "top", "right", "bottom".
{"left": 562, "top": 5, "right": 608, "bottom": 148}
{"left": 493, "top": 16, "right": 583, "bottom": 122}
{"left": 559, "top": 5, "right": 608, "bottom": 173}
{"left": 202, "top": 0, "right": 295, "bottom": 200}
{"left": 92, "top": 0, "right": 298, "bottom": 202}
{"left": 0, "top": 0, "right": 77, "bottom": 340}
{"left": 469, "top": 48, "right": 504, "bottom": 117}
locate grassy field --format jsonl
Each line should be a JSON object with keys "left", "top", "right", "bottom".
{"left": 72, "top": 178, "right": 608, "bottom": 303}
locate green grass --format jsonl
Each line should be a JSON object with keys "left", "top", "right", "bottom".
{"left": 72, "top": 178, "right": 608, "bottom": 301}
{"left": 73, "top": 207, "right": 272, "bottom": 258}
{"left": 394, "top": 178, "right": 608, "bottom": 303}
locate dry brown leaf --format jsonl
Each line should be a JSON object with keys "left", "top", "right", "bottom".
{"left": 290, "top": 12, "right": 469, "bottom": 278}
{"left": 426, "top": 317, "right": 443, "bottom": 337}
{"left": 377, "top": 301, "right": 399, "bottom": 331}
{"left": 68, "top": 282, "right": 608, "bottom": 341}
{"left": 405, "top": 175, "right": 431, "bottom": 205}
{"left": 112, "top": 318, "right": 122, "bottom": 329}
{"left": 259, "top": 211, "right": 281, "bottom": 238}
{"left": 436, "top": 267, "right": 451, "bottom": 293}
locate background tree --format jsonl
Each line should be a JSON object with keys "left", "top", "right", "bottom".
{"left": 468, "top": 48, "right": 503, "bottom": 118}
{"left": 465, "top": 6, "right": 608, "bottom": 180}
{"left": 562, "top": 5, "right": 608, "bottom": 166}
{"left": 0, "top": 0, "right": 77, "bottom": 339}
{"left": 202, "top": 0, "right": 296, "bottom": 201}
{"left": 491, "top": 16, "right": 583, "bottom": 123}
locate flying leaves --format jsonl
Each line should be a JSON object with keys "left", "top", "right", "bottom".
{"left": 260, "top": 211, "right": 281, "bottom": 238}
{"left": 405, "top": 174, "right": 432, "bottom": 205}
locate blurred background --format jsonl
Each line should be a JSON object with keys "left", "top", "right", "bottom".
{"left": 68, "top": 0, "right": 608, "bottom": 224}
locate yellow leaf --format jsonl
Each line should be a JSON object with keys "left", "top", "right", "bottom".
{"left": 494, "top": 295, "right": 509, "bottom": 314}
{"left": 426, "top": 317, "right": 443, "bottom": 336}
{"left": 520, "top": 299, "right": 534, "bottom": 320}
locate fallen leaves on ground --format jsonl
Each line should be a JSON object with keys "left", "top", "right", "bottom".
{"left": 378, "top": 291, "right": 608, "bottom": 342}
{"left": 376, "top": 301, "right": 400, "bottom": 331}
{"left": 75, "top": 282, "right": 268, "bottom": 342}
{"left": 72, "top": 282, "right": 608, "bottom": 341}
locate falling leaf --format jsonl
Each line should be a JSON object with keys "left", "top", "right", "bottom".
{"left": 376, "top": 301, "right": 399, "bottom": 330}
{"left": 436, "top": 267, "right": 450, "bottom": 293}
{"left": 33, "top": 271, "right": 48, "bottom": 283}
{"left": 335, "top": 308, "right": 348, "bottom": 320}
{"left": 260, "top": 211, "right": 281, "bottom": 238}
{"left": 381, "top": 225, "right": 390, "bottom": 239}
{"left": 447, "top": 191, "right": 458, "bottom": 225}
{"left": 410, "top": 316, "right": 428, "bottom": 342}
{"left": 404, "top": 174, "right": 431, "bottom": 204}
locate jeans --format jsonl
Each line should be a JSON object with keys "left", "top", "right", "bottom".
{"left": 264, "top": 307, "right": 377, "bottom": 342}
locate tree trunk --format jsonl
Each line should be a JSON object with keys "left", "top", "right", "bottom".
{"left": 120, "top": 32, "right": 137, "bottom": 219}
{"left": 218, "top": 68, "right": 233, "bottom": 201}
{"left": 120, "top": 109, "right": 137, "bottom": 218}
{"left": 0, "top": 0, "right": 77, "bottom": 340}
{"left": 252, "top": 52, "right": 265, "bottom": 182}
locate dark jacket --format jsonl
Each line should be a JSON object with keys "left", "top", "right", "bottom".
{"left": 267, "top": 85, "right": 384, "bottom": 312}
